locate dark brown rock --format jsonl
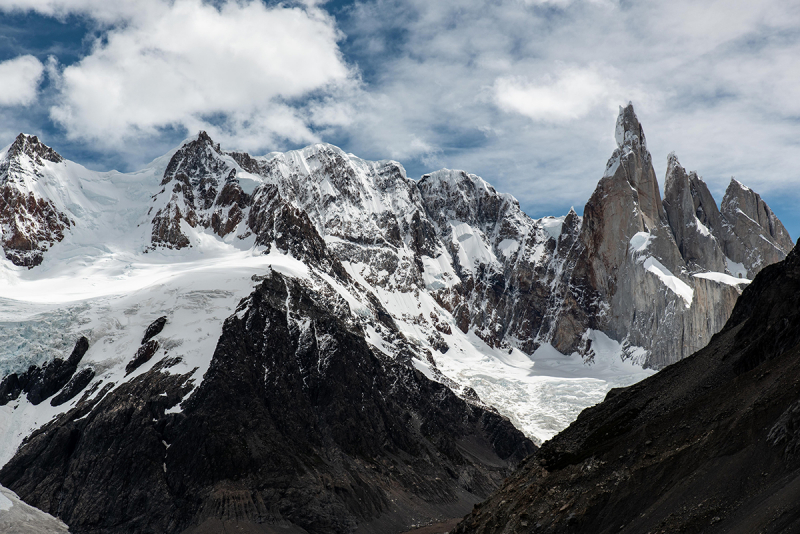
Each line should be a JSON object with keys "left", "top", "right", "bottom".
{"left": 126, "top": 340, "right": 160, "bottom": 375}
{"left": 142, "top": 317, "right": 168, "bottom": 344}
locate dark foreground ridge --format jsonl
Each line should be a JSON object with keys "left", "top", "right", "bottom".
{"left": 0, "top": 270, "right": 534, "bottom": 534}
{"left": 454, "top": 243, "right": 800, "bottom": 533}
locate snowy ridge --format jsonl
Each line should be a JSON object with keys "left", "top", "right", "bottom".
{"left": 0, "top": 131, "right": 655, "bottom": 452}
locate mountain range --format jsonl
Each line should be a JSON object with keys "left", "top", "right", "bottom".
{"left": 0, "top": 104, "right": 793, "bottom": 533}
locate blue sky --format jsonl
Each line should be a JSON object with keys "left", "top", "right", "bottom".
{"left": 0, "top": 0, "right": 799, "bottom": 239}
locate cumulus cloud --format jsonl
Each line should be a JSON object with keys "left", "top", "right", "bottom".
{"left": 2, "top": 0, "right": 800, "bottom": 236}
{"left": 3, "top": 0, "right": 353, "bottom": 150}
{"left": 0, "top": 55, "right": 44, "bottom": 106}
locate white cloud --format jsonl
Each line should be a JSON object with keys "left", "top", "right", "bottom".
{"left": 494, "top": 66, "right": 624, "bottom": 122}
{"left": 4, "top": 0, "right": 353, "bottom": 150}
{"left": 0, "top": 55, "right": 44, "bottom": 106}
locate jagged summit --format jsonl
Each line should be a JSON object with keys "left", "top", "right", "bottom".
{"left": 0, "top": 112, "right": 795, "bottom": 533}
{"left": 0, "top": 134, "right": 72, "bottom": 267}
{"left": 614, "top": 102, "right": 646, "bottom": 150}
{"left": 5, "top": 133, "right": 63, "bottom": 166}
{"left": 662, "top": 153, "right": 727, "bottom": 273}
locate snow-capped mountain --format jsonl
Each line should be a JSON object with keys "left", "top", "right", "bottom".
{"left": 0, "top": 104, "right": 792, "bottom": 533}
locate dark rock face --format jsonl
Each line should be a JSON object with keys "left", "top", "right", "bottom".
{"left": 1, "top": 134, "right": 71, "bottom": 267}
{"left": 50, "top": 368, "right": 96, "bottom": 407}
{"left": 0, "top": 271, "right": 534, "bottom": 534}
{"left": 126, "top": 340, "right": 160, "bottom": 375}
{"left": 142, "top": 316, "right": 168, "bottom": 344}
{"left": 454, "top": 244, "right": 800, "bottom": 534}
{"left": 0, "top": 337, "right": 90, "bottom": 406}
{"left": 151, "top": 132, "right": 250, "bottom": 249}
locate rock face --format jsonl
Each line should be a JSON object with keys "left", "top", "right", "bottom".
{"left": 150, "top": 132, "right": 250, "bottom": 249}
{"left": 453, "top": 243, "right": 800, "bottom": 534}
{"left": 0, "top": 134, "right": 71, "bottom": 267}
{"left": 0, "top": 337, "right": 90, "bottom": 407}
{"left": 719, "top": 178, "right": 794, "bottom": 277}
{"left": 0, "top": 270, "right": 534, "bottom": 534}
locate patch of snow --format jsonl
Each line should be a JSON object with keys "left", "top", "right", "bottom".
{"left": 234, "top": 170, "right": 262, "bottom": 195}
{"left": 629, "top": 231, "right": 653, "bottom": 255}
{"left": 539, "top": 216, "right": 565, "bottom": 240}
{"left": 0, "top": 485, "right": 69, "bottom": 533}
{"left": 694, "top": 217, "right": 711, "bottom": 236}
{"left": 450, "top": 222, "right": 497, "bottom": 273}
{"left": 643, "top": 256, "right": 693, "bottom": 307}
{"left": 497, "top": 238, "right": 520, "bottom": 257}
{"left": 419, "top": 254, "right": 460, "bottom": 290}
{"left": 726, "top": 257, "right": 748, "bottom": 279}
{"left": 694, "top": 271, "right": 750, "bottom": 286}
{"left": 604, "top": 152, "right": 622, "bottom": 178}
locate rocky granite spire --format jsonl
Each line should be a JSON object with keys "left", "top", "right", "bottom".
{"left": 662, "top": 153, "right": 727, "bottom": 273}
{"left": 719, "top": 178, "right": 794, "bottom": 277}
{"left": 547, "top": 105, "right": 753, "bottom": 368}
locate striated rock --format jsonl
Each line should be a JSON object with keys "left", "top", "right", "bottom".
{"left": 453, "top": 244, "right": 800, "bottom": 534}
{"left": 126, "top": 340, "right": 160, "bottom": 375}
{"left": 663, "top": 153, "right": 727, "bottom": 273}
{"left": 50, "top": 368, "right": 95, "bottom": 407}
{"left": 0, "top": 270, "right": 534, "bottom": 534}
{"left": 543, "top": 104, "right": 775, "bottom": 368}
{"left": 719, "top": 178, "right": 794, "bottom": 278}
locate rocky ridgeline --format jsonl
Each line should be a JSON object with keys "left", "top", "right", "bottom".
{"left": 0, "top": 133, "right": 71, "bottom": 267}
{"left": 3, "top": 105, "right": 793, "bottom": 371}
{"left": 142, "top": 105, "right": 792, "bottom": 369}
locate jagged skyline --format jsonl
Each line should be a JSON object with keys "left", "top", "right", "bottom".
{"left": 0, "top": 0, "right": 798, "bottom": 238}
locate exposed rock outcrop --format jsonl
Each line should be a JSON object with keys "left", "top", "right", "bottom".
{"left": 662, "top": 154, "right": 727, "bottom": 273}
{"left": 719, "top": 178, "right": 794, "bottom": 277}
{"left": 150, "top": 132, "right": 250, "bottom": 249}
{"left": 543, "top": 104, "right": 782, "bottom": 368}
{"left": 453, "top": 243, "right": 800, "bottom": 534}
{"left": 0, "top": 337, "right": 90, "bottom": 406}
